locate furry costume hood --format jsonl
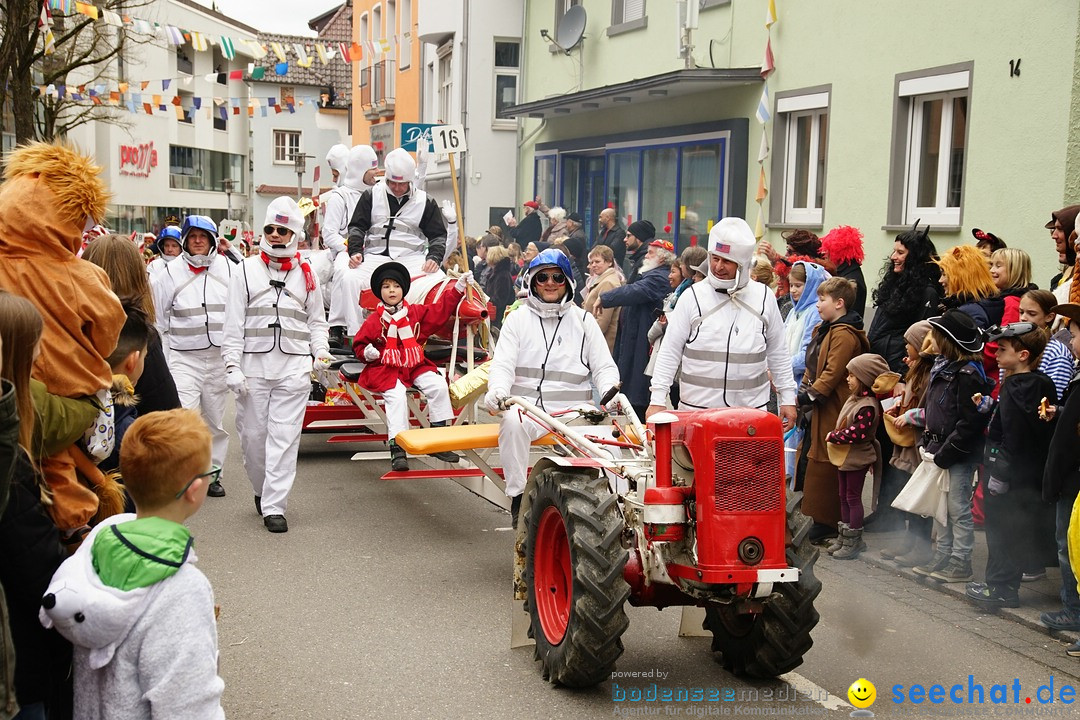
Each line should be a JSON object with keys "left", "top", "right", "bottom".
{"left": 820, "top": 225, "right": 865, "bottom": 265}
{"left": 2, "top": 142, "right": 110, "bottom": 256}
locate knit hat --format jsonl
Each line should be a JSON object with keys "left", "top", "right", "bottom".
{"left": 626, "top": 220, "right": 656, "bottom": 242}
{"left": 928, "top": 310, "right": 985, "bottom": 353}
{"left": 383, "top": 148, "right": 415, "bottom": 183}
{"left": 371, "top": 261, "right": 411, "bottom": 300}
{"left": 903, "top": 320, "right": 933, "bottom": 355}
{"left": 846, "top": 353, "right": 892, "bottom": 392}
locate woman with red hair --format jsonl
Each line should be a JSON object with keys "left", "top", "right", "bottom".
{"left": 820, "top": 226, "right": 866, "bottom": 316}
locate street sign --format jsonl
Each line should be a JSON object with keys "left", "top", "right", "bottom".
{"left": 400, "top": 123, "right": 436, "bottom": 152}
{"left": 431, "top": 124, "right": 467, "bottom": 154}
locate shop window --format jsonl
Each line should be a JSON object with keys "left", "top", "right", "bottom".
{"left": 888, "top": 65, "right": 971, "bottom": 227}
{"left": 606, "top": 151, "right": 640, "bottom": 225}
{"left": 679, "top": 143, "right": 722, "bottom": 247}
{"left": 274, "top": 130, "right": 302, "bottom": 164}
{"left": 641, "top": 147, "right": 678, "bottom": 241}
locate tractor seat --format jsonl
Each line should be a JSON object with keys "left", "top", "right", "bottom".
{"left": 395, "top": 424, "right": 557, "bottom": 455}
{"left": 339, "top": 362, "right": 366, "bottom": 382}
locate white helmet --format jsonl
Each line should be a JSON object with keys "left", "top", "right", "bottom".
{"left": 260, "top": 197, "right": 305, "bottom": 258}
{"left": 326, "top": 144, "right": 349, "bottom": 185}
{"left": 383, "top": 148, "right": 416, "bottom": 185}
{"left": 704, "top": 217, "right": 756, "bottom": 292}
{"left": 342, "top": 145, "right": 379, "bottom": 191}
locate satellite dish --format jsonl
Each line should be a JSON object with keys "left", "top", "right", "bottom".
{"left": 556, "top": 5, "right": 587, "bottom": 52}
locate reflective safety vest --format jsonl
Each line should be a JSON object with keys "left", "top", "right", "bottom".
{"left": 164, "top": 257, "right": 231, "bottom": 351}
{"left": 364, "top": 187, "right": 428, "bottom": 259}
{"left": 678, "top": 281, "right": 771, "bottom": 410}
{"left": 238, "top": 257, "right": 312, "bottom": 356}
{"left": 508, "top": 308, "right": 596, "bottom": 411}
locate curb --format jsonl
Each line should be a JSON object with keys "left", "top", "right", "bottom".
{"left": 857, "top": 551, "right": 1080, "bottom": 645}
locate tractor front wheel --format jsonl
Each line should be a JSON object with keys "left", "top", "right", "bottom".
{"left": 524, "top": 468, "right": 629, "bottom": 687}
{"left": 704, "top": 491, "right": 821, "bottom": 678}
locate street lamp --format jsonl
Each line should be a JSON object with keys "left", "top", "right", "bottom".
{"left": 222, "top": 177, "right": 235, "bottom": 221}
{"left": 291, "top": 152, "right": 314, "bottom": 201}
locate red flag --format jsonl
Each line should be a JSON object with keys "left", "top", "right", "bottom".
{"left": 338, "top": 42, "right": 352, "bottom": 63}
{"left": 229, "top": 69, "right": 243, "bottom": 80}
{"left": 761, "top": 37, "right": 775, "bottom": 79}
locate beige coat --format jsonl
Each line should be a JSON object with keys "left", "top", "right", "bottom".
{"left": 584, "top": 266, "right": 624, "bottom": 353}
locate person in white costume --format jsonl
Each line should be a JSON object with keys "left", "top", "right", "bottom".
{"left": 150, "top": 215, "right": 232, "bottom": 497}
{"left": 325, "top": 143, "right": 349, "bottom": 186}
{"left": 325, "top": 145, "right": 380, "bottom": 339}
{"left": 346, "top": 147, "right": 447, "bottom": 301}
{"left": 484, "top": 249, "right": 621, "bottom": 528}
{"left": 146, "top": 225, "right": 182, "bottom": 279}
{"left": 646, "top": 217, "right": 797, "bottom": 429}
{"left": 221, "top": 197, "right": 333, "bottom": 533}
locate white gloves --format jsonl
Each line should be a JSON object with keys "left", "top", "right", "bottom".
{"left": 363, "top": 344, "right": 381, "bottom": 362}
{"left": 225, "top": 366, "right": 248, "bottom": 396}
{"left": 313, "top": 349, "right": 335, "bottom": 370}
{"left": 441, "top": 199, "right": 456, "bottom": 224}
{"left": 455, "top": 270, "right": 474, "bottom": 292}
{"left": 485, "top": 390, "right": 508, "bottom": 414}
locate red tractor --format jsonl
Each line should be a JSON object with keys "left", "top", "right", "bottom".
{"left": 509, "top": 395, "right": 820, "bottom": 687}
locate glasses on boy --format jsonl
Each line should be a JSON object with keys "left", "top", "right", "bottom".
{"left": 175, "top": 465, "right": 223, "bottom": 500}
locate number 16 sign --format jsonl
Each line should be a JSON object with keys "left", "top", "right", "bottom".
{"left": 430, "top": 124, "right": 467, "bottom": 154}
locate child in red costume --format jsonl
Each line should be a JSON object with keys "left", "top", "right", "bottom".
{"left": 353, "top": 262, "right": 472, "bottom": 471}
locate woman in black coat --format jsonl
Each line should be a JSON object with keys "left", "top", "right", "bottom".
{"left": 867, "top": 223, "right": 942, "bottom": 374}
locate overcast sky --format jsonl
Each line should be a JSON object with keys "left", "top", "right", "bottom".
{"left": 191, "top": 0, "right": 344, "bottom": 37}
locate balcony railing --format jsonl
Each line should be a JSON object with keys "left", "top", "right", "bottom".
{"left": 361, "top": 60, "right": 396, "bottom": 119}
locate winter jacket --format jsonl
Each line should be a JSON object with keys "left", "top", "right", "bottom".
{"left": 834, "top": 260, "right": 867, "bottom": 317}
{"left": 828, "top": 392, "right": 880, "bottom": 471}
{"left": 40, "top": 514, "right": 224, "bottom": 720}
{"left": 352, "top": 287, "right": 465, "bottom": 393}
{"left": 783, "top": 262, "right": 830, "bottom": 386}
{"left": 601, "top": 265, "right": 671, "bottom": 410}
{"left": 624, "top": 244, "right": 648, "bottom": 285}
{"left": 595, "top": 224, "right": 627, "bottom": 268}
{"left": 132, "top": 330, "right": 180, "bottom": 416}
{"left": 867, "top": 282, "right": 941, "bottom": 374}
{"left": 800, "top": 312, "right": 869, "bottom": 464}
{"left": 484, "top": 257, "right": 517, "bottom": 329}
{"left": 0, "top": 146, "right": 124, "bottom": 399}
{"left": 0, "top": 380, "right": 17, "bottom": 720}
{"left": 986, "top": 371, "right": 1056, "bottom": 493}
{"left": 922, "top": 358, "right": 994, "bottom": 469}
{"left": 513, "top": 212, "right": 542, "bottom": 247}
{"left": 1043, "top": 367, "right": 1080, "bottom": 503}
{"left": 0, "top": 452, "right": 71, "bottom": 716}
{"left": 583, "top": 267, "right": 624, "bottom": 353}
{"left": 28, "top": 379, "right": 98, "bottom": 460}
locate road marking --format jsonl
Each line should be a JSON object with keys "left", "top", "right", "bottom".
{"left": 780, "top": 671, "right": 851, "bottom": 711}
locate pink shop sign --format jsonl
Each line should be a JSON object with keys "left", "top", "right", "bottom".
{"left": 119, "top": 141, "right": 158, "bottom": 178}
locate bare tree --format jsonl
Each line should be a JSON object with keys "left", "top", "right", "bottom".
{"left": 0, "top": 0, "right": 155, "bottom": 142}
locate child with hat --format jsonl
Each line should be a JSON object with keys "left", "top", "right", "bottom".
{"left": 912, "top": 310, "right": 994, "bottom": 583}
{"left": 353, "top": 261, "right": 473, "bottom": 471}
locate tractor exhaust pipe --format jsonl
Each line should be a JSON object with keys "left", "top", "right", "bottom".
{"left": 649, "top": 412, "right": 678, "bottom": 488}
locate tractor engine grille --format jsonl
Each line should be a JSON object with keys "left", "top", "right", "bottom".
{"left": 712, "top": 439, "right": 783, "bottom": 512}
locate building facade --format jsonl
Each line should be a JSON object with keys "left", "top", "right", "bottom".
{"left": 506, "top": 1, "right": 1080, "bottom": 284}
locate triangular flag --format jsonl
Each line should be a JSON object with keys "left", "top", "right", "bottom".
{"left": 143, "top": 102, "right": 153, "bottom": 115}
{"left": 315, "top": 44, "right": 327, "bottom": 64}
{"left": 756, "top": 167, "right": 768, "bottom": 203}
{"left": 220, "top": 36, "right": 236, "bottom": 60}
{"left": 140, "top": 80, "right": 149, "bottom": 91}
{"left": 757, "top": 131, "right": 769, "bottom": 164}
{"left": 193, "top": 97, "right": 202, "bottom": 109}
{"left": 38, "top": 0, "right": 56, "bottom": 56}
{"left": 754, "top": 205, "right": 765, "bottom": 240}
{"left": 755, "top": 84, "right": 771, "bottom": 124}
{"left": 175, "top": 105, "right": 185, "bottom": 120}
{"left": 766, "top": 0, "right": 777, "bottom": 28}
{"left": 297, "top": 56, "right": 314, "bottom": 68}
{"left": 171, "top": 95, "right": 182, "bottom": 105}
{"left": 162, "top": 79, "right": 171, "bottom": 91}
{"left": 118, "top": 82, "right": 128, "bottom": 93}
{"left": 250, "top": 66, "right": 266, "bottom": 80}
{"left": 761, "top": 37, "right": 774, "bottom": 79}
{"left": 338, "top": 42, "right": 352, "bottom": 63}
{"left": 271, "top": 42, "right": 287, "bottom": 62}
{"left": 293, "top": 43, "right": 310, "bottom": 65}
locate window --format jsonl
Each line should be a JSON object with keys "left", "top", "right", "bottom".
{"left": 493, "top": 40, "right": 519, "bottom": 124}
{"left": 890, "top": 65, "right": 971, "bottom": 226}
{"left": 771, "top": 89, "right": 829, "bottom": 226}
{"left": 168, "top": 146, "right": 245, "bottom": 192}
{"left": 387, "top": 0, "right": 397, "bottom": 62}
{"left": 438, "top": 42, "right": 453, "bottom": 124}
{"left": 176, "top": 47, "right": 192, "bottom": 75}
{"left": 178, "top": 90, "right": 194, "bottom": 124}
{"left": 273, "top": 131, "right": 301, "bottom": 164}
{"left": 535, "top": 155, "right": 556, "bottom": 205}
{"left": 360, "top": 13, "right": 369, "bottom": 76}
{"left": 400, "top": 0, "right": 412, "bottom": 69}
{"left": 280, "top": 86, "right": 295, "bottom": 107}
{"left": 612, "top": 0, "right": 646, "bottom": 27}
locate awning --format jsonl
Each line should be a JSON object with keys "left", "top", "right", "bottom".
{"left": 498, "top": 67, "right": 763, "bottom": 120}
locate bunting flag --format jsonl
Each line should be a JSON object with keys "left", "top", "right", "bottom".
{"left": 338, "top": 42, "right": 352, "bottom": 63}
{"left": 755, "top": 85, "right": 770, "bottom": 124}
{"left": 315, "top": 44, "right": 327, "bottom": 64}
{"left": 241, "top": 39, "right": 268, "bottom": 59}
{"left": 761, "top": 37, "right": 774, "bottom": 79}
{"left": 191, "top": 31, "right": 208, "bottom": 52}
{"left": 293, "top": 43, "right": 309, "bottom": 65}
{"left": 766, "top": 0, "right": 777, "bottom": 28}
{"left": 754, "top": 205, "right": 766, "bottom": 240}
{"left": 162, "top": 78, "right": 171, "bottom": 90}
{"left": 270, "top": 42, "right": 287, "bottom": 62}
{"left": 165, "top": 26, "right": 184, "bottom": 45}
{"left": 757, "top": 132, "right": 769, "bottom": 164}
{"left": 756, "top": 167, "right": 768, "bottom": 203}
{"left": 49, "top": 0, "right": 73, "bottom": 12}
{"left": 274, "top": 61, "right": 289, "bottom": 75}
{"left": 377, "top": 38, "right": 391, "bottom": 54}
{"left": 74, "top": 1, "right": 97, "bottom": 19}
{"left": 364, "top": 39, "right": 376, "bottom": 57}
{"left": 101, "top": 9, "right": 122, "bottom": 26}
{"left": 228, "top": 69, "right": 243, "bottom": 80}
{"left": 132, "top": 18, "right": 152, "bottom": 34}
{"left": 220, "top": 35, "right": 235, "bottom": 60}
{"left": 250, "top": 66, "right": 266, "bottom": 80}
{"left": 38, "top": 0, "right": 55, "bottom": 56}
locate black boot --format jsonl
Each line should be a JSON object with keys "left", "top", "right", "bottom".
{"left": 389, "top": 440, "right": 409, "bottom": 471}
{"left": 427, "top": 420, "right": 460, "bottom": 463}
{"left": 510, "top": 495, "right": 522, "bottom": 530}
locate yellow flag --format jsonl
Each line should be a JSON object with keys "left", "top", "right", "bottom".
{"left": 754, "top": 205, "right": 766, "bottom": 240}
{"left": 766, "top": 0, "right": 777, "bottom": 28}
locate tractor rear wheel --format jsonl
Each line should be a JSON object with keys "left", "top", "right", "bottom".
{"left": 524, "top": 468, "right": 630, "bottom": 687}
{"left": 704, "top": 491, "right": 821, "bottom": 678}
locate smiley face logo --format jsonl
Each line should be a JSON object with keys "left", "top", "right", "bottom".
{"left": 848, "top": 678, "right": 876, "bottom": 709}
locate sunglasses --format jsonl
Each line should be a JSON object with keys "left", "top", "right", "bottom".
{"left": 534, "top": 272, "right": 566, "bottom": 285}
{"left": 264, "top": 225, "right": 291, "bottom": 237}
{"left": 175, "top": 465, "right": 222, "bottom": 500}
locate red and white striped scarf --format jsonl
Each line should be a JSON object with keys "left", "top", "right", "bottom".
{"left": 260, "top": 251, "right": 317, "bottom": 292}
{"left": 379, "top": 302, "right": 423, "bottom": 368}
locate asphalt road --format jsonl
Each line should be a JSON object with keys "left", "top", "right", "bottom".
{"left": 189, "top": 411, "right": 1080, "bottom": 720}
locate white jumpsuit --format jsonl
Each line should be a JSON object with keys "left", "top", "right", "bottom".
{"left": 485, "top": 302, "right": 620, "bottom": 498}
{"left": 151, "top": 255, "right": 232, "bottom": 469}
{"left": 324, "top": 153, "right": 373, "bottom": 334}
{"left": 648, "top": 279, "right": 797, "bottom": 410}
{"left": 221, "top": 257, "right": 330, "bottom": 517}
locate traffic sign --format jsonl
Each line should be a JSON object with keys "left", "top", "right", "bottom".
{"left": 431, "top": 124, "right": 467, "bottom": 154}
